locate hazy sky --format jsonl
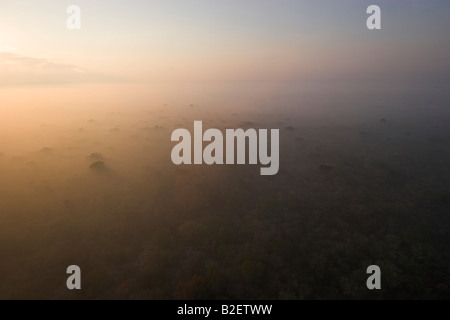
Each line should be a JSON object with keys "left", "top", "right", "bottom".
{"left": 1, "top": 0, "right": 449, "bottom": 84}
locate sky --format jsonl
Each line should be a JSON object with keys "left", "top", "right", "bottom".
{"left": 1, "top": 0, "right": 449, "bottom": 84}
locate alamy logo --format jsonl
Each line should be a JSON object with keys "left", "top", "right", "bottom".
{"left": 366, "top": 265, "right": 381, "bottom": 289}
{"left": 171, "top": 121, "right": 279, "bottom": 175}
{"left": 66, "top": 5, "right": 81, "bottom": 30}
{"left": 366, "top": 5, "right": 381, "bottom": 30}
{"left": 66, "top": 265, "right": 81, "bottom": 290}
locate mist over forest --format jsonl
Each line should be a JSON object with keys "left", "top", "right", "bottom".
{"left": 1, "top": 81, "right": 449, "bottom": 299}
